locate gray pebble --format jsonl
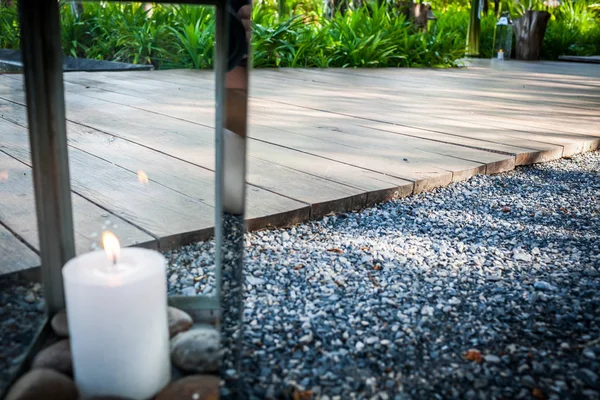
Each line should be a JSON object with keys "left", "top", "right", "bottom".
{"left": 534, "top": 281, "right": 557, "bottom": 291}
{"left": 157, "top": 151, "right": 600, "bottom": 399}
{"left": 170, "top": 326, "right": 221, "bottom": 373}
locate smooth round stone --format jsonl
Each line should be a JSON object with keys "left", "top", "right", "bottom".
{"left": 154, "top": 375, "right": 219, "bottom": 400}
{"left": 51, "top": 310, "right": 69, "bottom": 337}
{"left": 168, "top": 306, "right": 193, "bottom": 338}
{"left": 31, "top": 339, "right": 73, "bottom": 376}
{"left": 5, "top": 369, "right": 78, "bottom": 400}
{"left": 170, "top": 326, "right": 221, "bottom": 373}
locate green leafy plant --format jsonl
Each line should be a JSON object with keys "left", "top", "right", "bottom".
{"left": 1, "top": 0, "right": 597, "bottom": 68}
{"left": 542, "top": 0, "right": 600, "bottom": 59}
{"left": 0, "top": 5, "right": 19, "bottom": 49}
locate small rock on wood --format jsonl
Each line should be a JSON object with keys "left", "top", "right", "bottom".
{"left": 51, "top": 310, "right": 69, "bottom": 337}
{"left": 171, "top": 326, "right": 221, "bottom": 373}
{"left": 31, "top": 339, "right": 73, "bottom": 376}
{"left": 5, "top": 369, "right": 78, "bottom": 400}
{"left": 154, "top": 375, "right": 219, "bottom": 400}
{"left": 168, "top": 306, "right": 193, "bottom": 338}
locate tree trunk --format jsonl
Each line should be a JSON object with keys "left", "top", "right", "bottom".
{"left": 278, "top": 0, "right": 287, "bottom": 17}
{"left": 1, "top": 0, "right": 16, "bottom": 7}
{"left": 465, "top": 0, "right": 481, "bottom": 56}
{"left": 513, "top": 10, "right": 551, "bottom": 60}
{"left": 397, "top": 2, "right": 431, "bottom": 32}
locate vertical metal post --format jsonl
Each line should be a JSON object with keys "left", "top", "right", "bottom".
{"left": 466, "top": 0, "right": 481, "bottom": 57}
{"left": 216, "top": 1, "right": 251, "bottom": 398}
{"left": 18, "top": 1, "right": 76, "bottom": 314}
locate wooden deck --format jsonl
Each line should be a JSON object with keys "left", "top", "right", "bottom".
{"left": 1, "top": 60, "right": 599, "bottom": 275}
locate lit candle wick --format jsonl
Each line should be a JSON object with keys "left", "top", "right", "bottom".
{"left": 102, "top": 231, "right": 121, "bottom": 267}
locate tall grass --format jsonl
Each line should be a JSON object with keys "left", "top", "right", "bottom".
{"left": 0, "top": 0, "right": 598, "bottom": 68}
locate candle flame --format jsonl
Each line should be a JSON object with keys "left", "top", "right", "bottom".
{"left": 0, "top": 171, "right": 8, "bottom": 181}
{"left": 137, "top": 170, "right": 149, "bottom": 185}
{"left": 102, "top": 231, "right": 120, "bottom": 264}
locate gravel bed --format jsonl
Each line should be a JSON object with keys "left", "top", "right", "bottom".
{"left": 166, "top": 151, "right": 600, "bottom": 399}
{"left": 0, "top": 151, "right": 598, "bottom": 398}
{"left": 0, "top": 275, "right": 45, "bottom": 392}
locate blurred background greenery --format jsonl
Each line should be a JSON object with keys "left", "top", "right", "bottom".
{"left": 0, "top": 0, "right": 598, "bottom": 69}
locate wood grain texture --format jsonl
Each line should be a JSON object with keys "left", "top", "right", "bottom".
{"left": 1, "top": 61, "right": 599, "bottom": 275}
{"left": 2, "top": 77, "right": 412, "bottom": 216}
{"left": 0, "top": 223, "right": 39, "bottom": 275}
{"left": 0, "top": 96, "right": 310, "bottom": 237}
{"left": 0, "top": 148, "right": 155, "bottom": 275}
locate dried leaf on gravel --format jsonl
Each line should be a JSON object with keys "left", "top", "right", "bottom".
{"left": 465, "top": 349, "right": 483, "bottom": 363}
{"left": 293, "top": 389, "right": 313, "bottom": 400}
{"left": 293, "top": 264, "right": 304, "bottom": 270}
{"left": 327, "top": 248, "right": 344, "bottom": 254}
{"left": 373, "top": 264, "right": 383, "bottom": 271}
{"left": 502, "top": 206, "right": 511, "bottom": 213}
{"left": 532, "top": 388, "right": 546, "bottom": 399}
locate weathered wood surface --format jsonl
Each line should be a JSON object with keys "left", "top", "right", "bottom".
{"left": 1, "top": 61, "right": 599, "bottom": 275}
{"left": 0, "top": 223, "right": 39, "bottom": 275}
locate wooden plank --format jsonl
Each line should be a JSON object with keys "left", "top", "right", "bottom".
{"left": 58, "top": 94, "right": 381, "bottom": 217}
{"left": 0, "top": 223, "right": 39, "bottom": 275}
{"left": 0, "top": 149, "right": 155, "bottom": 259}
{"left": 56, "top": 77, "right": 449, "bottom": 189}
{"left": 56, "top": 74, "right": 480, "bottom": 186}
{"left": 58, "top": 72, "right": 527, "bottom": 164}
{"left": 0, "top": 116, "right": 215, "bottom": 249}
{"left": 84, "top": 70, "right": 574, "bottom": 163}
{"left": 251, "top": 119, "right": 477, "bottom": 186}
{"left": 254, "top": 68, "right": 600, "bottom": 123}
{"left": 247, "top": 94, "right": 565, "bottom": 164}
{"left": 55, "top": 70, "right": 594, "bottom": 179}
{"left": 247, "top": 102, "right": 515, "bottom": 174}
{"left": 0, "top": 77, "right": 416, "bottom": 213}
{"left": 0, "top": 96, "right": 310, "bottom": 231}
{"left": 0, "top": 93, "right": 373, "bottom": 222}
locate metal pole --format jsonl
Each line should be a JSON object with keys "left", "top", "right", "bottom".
{"left": 466, "top": 0, "right": 481, "bottom": 57}
{"left": 18, "top": 0, "right": 76, "bottom": 314}
{"left": 217, "top": 1, "right": 251, "bottom": 398}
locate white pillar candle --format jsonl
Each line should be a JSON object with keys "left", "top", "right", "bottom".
{"left": 62, "top": 232, "right": 171, "bottom": 399}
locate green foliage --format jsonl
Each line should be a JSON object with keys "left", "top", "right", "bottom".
{"left": 0, "top": 0, "right": 597, "bottom": 68}
{"left": 504, "top": 0, "right": 549, "bottom": 16}
{"left": 252, "top": 3, "right": 466, "bottom": 67}
{"left": 542, "top": 0, "right": 600, "bottom": 59}
{"left": 0, "top": 5, "right": 19, "bottom": 49}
